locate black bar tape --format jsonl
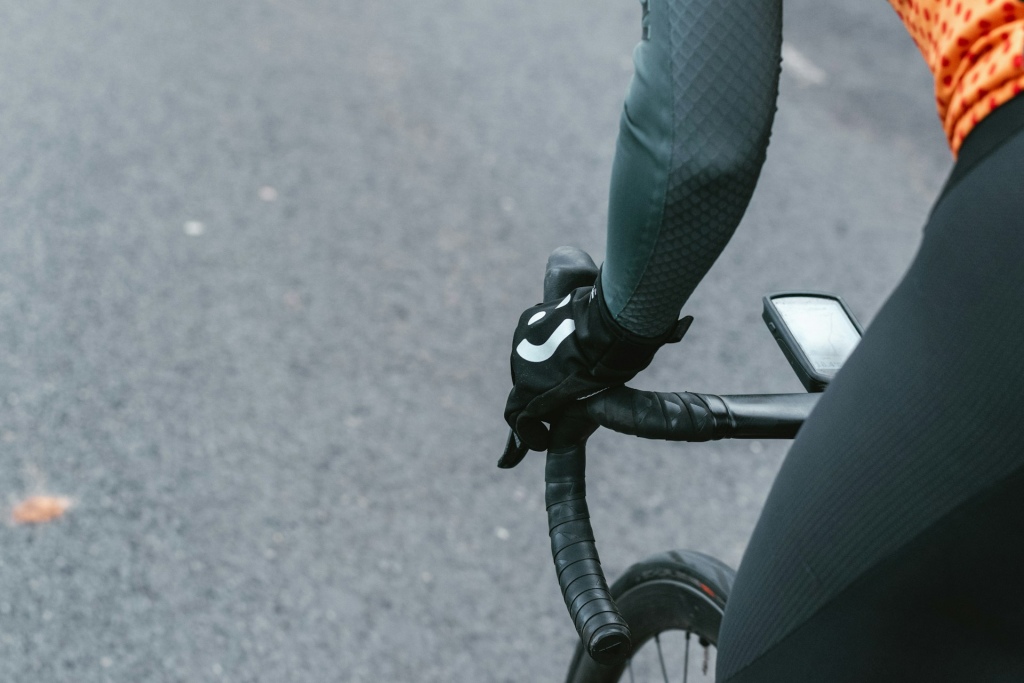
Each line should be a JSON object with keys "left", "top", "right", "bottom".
{"left": 570, "top": 586, "right": 609, "bottom": 620}
{"left": 547, "top": 495, "right": 590, "bottom": 527}
{"left": 581, "top": 388, "right": 716, "bottom": 440}
{"left": 545, "top": 445, "right": 631, "bottom": 665}
{"left": 554, "top": 542, "right": 602, "bottom": 577}
{"left": 711, "top": 393, "right": 819, "bottom": 439}
{"left": 565, "top": 562, "right": 606, "bottom": 594}
{"left": 580, "top": 388, "right": 817, "bottom": 441}
{"left": 575, "top": 601, "right": 618, "bottom": 633}
{"left": 568, "top": 576, "right": 609, "bottom": 607}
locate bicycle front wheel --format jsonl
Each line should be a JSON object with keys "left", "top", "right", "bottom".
{"left": 564, "top": 550, "right": 734, "bottom": 683}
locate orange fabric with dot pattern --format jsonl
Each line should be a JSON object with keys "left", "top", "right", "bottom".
{"left": 889, "top": 0, "right": 1024, "bottom": 154}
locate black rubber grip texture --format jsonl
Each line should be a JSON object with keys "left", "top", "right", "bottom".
{"left": 545, "top": 444, "right": 632, "bottom": 665}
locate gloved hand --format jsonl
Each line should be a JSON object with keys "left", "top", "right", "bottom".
{"left": 501, "top": 271, "right": 692, "bottom": 461}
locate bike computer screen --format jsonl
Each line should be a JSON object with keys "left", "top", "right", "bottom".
{"left": 762, "top": 293, "right": 863, "bottom": 392}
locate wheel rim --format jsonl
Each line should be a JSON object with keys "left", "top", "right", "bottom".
{"left": 625, "top": 629, "right": 717, "bottom": 682}
{"left": 564, "top": 553, "right": 734, "bottom": 683}
{"left": 617, "top": 580, "right": 722, "bottom": 683}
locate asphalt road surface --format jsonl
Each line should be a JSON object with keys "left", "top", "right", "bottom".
{"left": 0, "top": 1, "right": 951, "bottom": 681}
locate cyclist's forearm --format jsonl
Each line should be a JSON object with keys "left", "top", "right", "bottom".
{"left": 602, "top": 0, "right": 782, "bottom": 337}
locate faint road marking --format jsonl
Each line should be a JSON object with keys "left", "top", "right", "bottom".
{"left": 782, "top": 43, "right": 827, "bottom": 86}
{"left": 183, "top": 220, "right": 205, "bottom": 236}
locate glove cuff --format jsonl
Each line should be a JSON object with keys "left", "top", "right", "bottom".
{"left": 576, "top": 272, "right": 692, "bottom": 380}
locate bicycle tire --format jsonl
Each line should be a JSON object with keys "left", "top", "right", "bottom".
{"left": 563, "top": 549, "right": 735, "bottom": 683}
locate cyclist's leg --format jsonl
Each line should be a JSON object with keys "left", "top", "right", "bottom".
{"left": 723, "top": 469, "right": 1024, "bottom": 681}
{"left": 716, "top": 96, "right": 1024, "bottom": 682}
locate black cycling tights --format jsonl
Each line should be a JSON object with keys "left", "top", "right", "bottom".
{"left": 717, "top": 95, "right": 1024, "bottom": 682}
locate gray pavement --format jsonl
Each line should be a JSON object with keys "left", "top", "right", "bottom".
{"left": 0, "top": 1, "right": 950, "bottom": 681}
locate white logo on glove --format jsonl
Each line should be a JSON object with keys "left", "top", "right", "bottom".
{"left": 516, "top": 319, "right": 576, "bottom": 363}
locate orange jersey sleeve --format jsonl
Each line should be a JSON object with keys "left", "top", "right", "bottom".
{"left": 889, "top": 0, "right": 1024, "bottom": 154}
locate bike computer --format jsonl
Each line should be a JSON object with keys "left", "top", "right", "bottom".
{"left": 762, "top": 292, "right": 863, "bottom": 392}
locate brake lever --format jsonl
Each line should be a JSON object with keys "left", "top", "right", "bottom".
{"left": 497, "top": 406, "right": 597, "bottom": 468}
{"left": 497, "top": 428, "right": 530, "bottom": 469}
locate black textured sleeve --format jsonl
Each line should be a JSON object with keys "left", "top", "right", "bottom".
{"left": 602, "top": 0, "right": 782, "bottom": 337}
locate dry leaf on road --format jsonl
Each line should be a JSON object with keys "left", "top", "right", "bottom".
{"left": 11, "top": 496, "right": 71, "bottom": 524}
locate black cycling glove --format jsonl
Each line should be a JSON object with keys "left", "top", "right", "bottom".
{"left": 503, "top": 273, "right": 691, "bottom": 456}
